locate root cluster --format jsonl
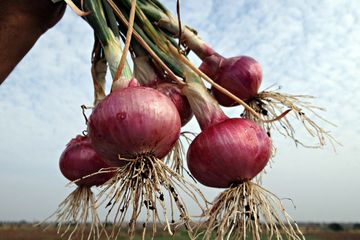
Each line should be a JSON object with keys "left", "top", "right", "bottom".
{"left": 43, "top": 187, "right": 102, "bottom": 240}
{"left": 99, "top": 154, "right": 206, "bottom": 240}
{"left": 243, "top": 90, "right": 338, "bottom": 149}
{"left": 198, "top": 181, "right": 304, "bottom": 240}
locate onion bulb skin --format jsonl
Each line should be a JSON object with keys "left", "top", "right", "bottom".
{"left": 187, "top": 118, "right": 271, "bottom": 188}
{"left": 200, "top": 54, "right": 262, "bottom": 107}
{"left": 59, "top": 135, "right": 114, "bottom": 187}
{"left": 88, "top": 86, "right": 181, "bottom": 166}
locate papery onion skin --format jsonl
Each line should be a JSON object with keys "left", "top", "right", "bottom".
{"left": 187, "top": 118, "right": 271, "bottom": 188}
{"left": 200, "top": 54, "right": 262, "bottom": 107}
{"left": 88, "top": 86, "right": 181, "bottom": 166}
{"left": 59, "top": 135, "right": 114, "bottom": 187}
{"left": 156, "top": 83, "right": 193, "bottom": 126}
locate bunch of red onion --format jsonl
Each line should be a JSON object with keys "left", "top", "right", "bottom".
{"left": 50, "top": 1, "right": 205, "bottom": 239}
{"left": 46, "top": 1, "right": 336, "bottom": 239}
{"left": 101, "top": 40, "right": 296, "bottom": 238}
{"left": 50, "top": 135, "right": 114, "bottom": 240}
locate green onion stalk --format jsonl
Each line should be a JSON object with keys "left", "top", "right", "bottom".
{"left": 113, "top": 0, "right": 218, "bottom": 93}
{"left": 114, "top": 0, "right": 184, "bottom": 78}
{"left": 84, "top": 0, "right": 133, "bottom": 84}
{"left": 135, "top": 0, "right": 213, "bottom": 59}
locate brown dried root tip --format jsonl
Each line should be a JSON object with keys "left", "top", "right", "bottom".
{"left": 243, "top": 90, "right": 339, "bottom": 150}
{"left": 64, "top": 0, "right": 90, "bottom": 16}
{"left": 40, "top": 187, "right": 104, "bottom": 240}
{"left": 165, "top": 131, "right": 197, "bottom": 176}
{"left": 198, "top": 182, "right": 304, "bottom": 240}
{"left": 98, "top": 154, "right": 207, "bottom": 240}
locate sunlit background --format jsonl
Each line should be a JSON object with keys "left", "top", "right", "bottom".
{"left": 0, "top": 0, "right": 359, "bottom": 223}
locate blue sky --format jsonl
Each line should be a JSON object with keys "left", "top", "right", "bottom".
{"left": 0, "top": 0, "right": 359, "bottom": 222}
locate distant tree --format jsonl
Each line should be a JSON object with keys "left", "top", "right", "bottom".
{"left": 328, "top": 223, "right": 343, "bottom": 231}
{"left": 353, "top": 223, "right": 360, "bottom": 230}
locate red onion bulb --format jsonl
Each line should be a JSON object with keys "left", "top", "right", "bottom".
{"left": 187, "top": 118, "right": 271, "bottom": 188}
{"left": 88, "top": 86, "right": 181, "bottom": 166}
{"left": 59, "top": 135, "right": 114, "bottom": 187}
{"left": 200, "top": 54, "right": 263, "bottom": 107}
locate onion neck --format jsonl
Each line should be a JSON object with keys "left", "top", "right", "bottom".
{"left": 182, "top": 78, "right": 228, "bottom": 130}
{"left": 132, "top": 42, "right": 166, "bottom": 87}
{"left": 181, "top": 27, "right": 216, "bottom": 60}
{"left": 199, "top": 52, "right": 225, "bottom": 80}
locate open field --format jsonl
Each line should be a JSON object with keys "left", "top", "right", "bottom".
{"left": 1, "top": 223, "right": 360, "bottom": 240}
